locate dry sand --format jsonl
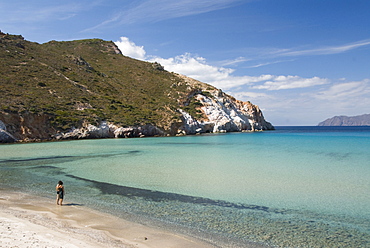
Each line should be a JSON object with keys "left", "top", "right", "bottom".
{"left": 0, "top": 189, "right": 216, "bottom": 248}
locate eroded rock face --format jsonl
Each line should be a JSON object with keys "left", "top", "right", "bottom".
{"left": 53, "top": 122, "right": 164, "bottom": 140}
{"left": 0, "top": 101, "right": 273, "bottom": 142}
{"left": 0, "top": 91, "right": 274, "bottom": 143}
{"left": 177, "top": 89, "right": 274, "bottom": 135}
{"left": 0, "top": 120, "right": 17, "bottom": 143}
{"left": 0, "top": 112, "right": 55, "bottom": 143}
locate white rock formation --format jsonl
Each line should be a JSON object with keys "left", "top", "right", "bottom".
{"left": 53, "top": 121, "right": 164, "bottom": 140}
{"left": 52, "top": 88, "right": 274, "bottom": 140}
{"left": 178, "top": 89, "right": 273, "bottom": 135}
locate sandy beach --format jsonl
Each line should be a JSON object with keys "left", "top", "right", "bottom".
{"left": 0, "top": 189, "right": 215, "bottom": 248}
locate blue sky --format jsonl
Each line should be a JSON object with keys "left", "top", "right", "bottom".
{"left": 1, "top": 0, "right": 370, "bottom": 125}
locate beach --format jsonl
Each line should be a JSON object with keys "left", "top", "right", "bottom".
{"left": 0, "top": 189, "right": 215, "bottom": 248}
{"left": 1, "top": 130, "right": 369, "bottom": 247}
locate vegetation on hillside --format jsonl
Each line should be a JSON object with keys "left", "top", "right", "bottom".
{"left": 1, "top": 32, "right": 211, "bottom": 131}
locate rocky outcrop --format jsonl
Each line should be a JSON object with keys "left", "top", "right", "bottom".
{"left": 0, "top": 111, "right": 55, "bottom": 142}
{"left": 177, "top": 89, "right": 273, "bottom": 135}
{"left": 0, "top": 90, "right": 274, "bottom": 142}
{"left": 0, "top": 81, "right": 274, "bottom": 143}
{"left": 0, "top": 120, "right": 17, "bottom": 143}
{"left": 175, "top": 74, "right": 274, "bottom": 135}
{"left": 53, "top": 122, "right": 164, "bottom": 140}
{"left": 51, "top": 90, "right": 274, "bottom": 139}
{"left": 0, "top": 113, "right": 167, "bottom": 142}
{"left": 318, "top": 114, "right": 370, "bottom": 126}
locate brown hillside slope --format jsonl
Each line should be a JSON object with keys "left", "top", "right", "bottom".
{"left": 0, "top": 32, "right": 273, "bottom": 142}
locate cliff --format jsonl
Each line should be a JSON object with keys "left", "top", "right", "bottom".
{"left": 318, "top": 114, "right": 370, "bottom": 126}
{"left": 0, "top": 32, "right": 274, "bottom": 143}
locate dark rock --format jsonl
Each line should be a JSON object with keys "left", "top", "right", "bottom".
{"left": 152, "top": 62, "right": 164, "bottom": 71}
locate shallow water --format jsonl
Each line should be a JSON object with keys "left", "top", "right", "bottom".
{"left": 1, "top": 126, "right": 369, "bottom": 247}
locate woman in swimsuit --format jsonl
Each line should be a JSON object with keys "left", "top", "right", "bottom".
{"left": 56, "top": 180, "right": 65, "bottom": 206}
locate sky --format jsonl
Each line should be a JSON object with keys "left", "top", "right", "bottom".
{"left": 1, "top": 0, "right": 370, "bottom": 125}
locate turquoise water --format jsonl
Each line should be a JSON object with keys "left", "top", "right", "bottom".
{"left": 1, "top": 127, "right": 369, "bottom": 247}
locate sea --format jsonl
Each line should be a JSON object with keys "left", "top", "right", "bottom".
{"left": 1, "top": 126, "right": 369, "bottom": 247}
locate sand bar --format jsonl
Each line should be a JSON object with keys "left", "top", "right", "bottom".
{"left": 0, "top": 189, "right": 216, "bottom": 248}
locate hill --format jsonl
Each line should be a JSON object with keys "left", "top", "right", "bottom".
{"left": 317, "top": 114, "right": 370, "bottom": 126}
{"left": 0, "top": 31, "right": 273, "bottom": 143}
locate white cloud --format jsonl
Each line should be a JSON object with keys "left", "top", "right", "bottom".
{"left": 0, "top": 2, "right": 85, "bottom": 24}
{"left": 148, "top": 54, "right": 281, "bottom": 90}
{"left": 114, "top": 38, "right": 235, "bottom": 85}
{"left": 113, "top": 37, "right": 235, "bottom": 83}
{"left": 114, "top": 36, "right": 370, "bottom": 125}
{"left": 219, "top": 57, "right": 250, "bottom": 66}
{"left": 314, "top": 79, "right": 370, "bottom": 101}
{"left": 272, "top": 39, "right": 370, "bottom": 57}
{"left": 149, "top": 53, "right": 234, "bottom": 83}
{"left": 232, "top": 91, "right": 272, "bottom": 100}
{"left": 88, "top": 0, "right": 244, "bottom": 31}
{"left": 252, "top": 76, "right": 329, "bottom": 90}
{"left": 114, "top": 37, "right": 330, "bottom": 92}
{"left": 115, "top": 37, "right": 146, "bottom": 60}
{"left": 245, "top": 59, "right": 295, "bottom": 68}
{"left": 120, "top": 0, "right": 243, "bottom": 24}
{"left": 208, "top": 74, "right": 275, "bottom": 90}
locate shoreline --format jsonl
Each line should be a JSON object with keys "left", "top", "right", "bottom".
{"left": 0, "top": 189, "right": 217, "bottom": 248}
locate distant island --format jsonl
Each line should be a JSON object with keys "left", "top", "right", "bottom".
{"left": 317, "top": 114, "right": 370, "bottom": 126}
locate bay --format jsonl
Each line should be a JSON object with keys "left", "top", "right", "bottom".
{"left": 1, "top": 126, "right": 369, "bottom": 247}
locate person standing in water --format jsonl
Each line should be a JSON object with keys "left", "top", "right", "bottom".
{"left": 56, "top": 181, "right": 65, "bottom": 206}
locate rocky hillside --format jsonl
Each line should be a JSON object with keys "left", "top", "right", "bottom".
{"left": 0, "top": 31, "right": 274, "bottom": 143}
{"left": 318, "top": 114, "right": 370, "bottom": 126}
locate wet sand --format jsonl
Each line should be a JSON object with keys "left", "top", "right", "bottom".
{"left": 0, "top": 189, "right": 216, "bottom": 248}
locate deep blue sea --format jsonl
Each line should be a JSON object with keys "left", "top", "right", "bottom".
{"left": 1, "top": 126, "right": 369, "bottom": 247}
